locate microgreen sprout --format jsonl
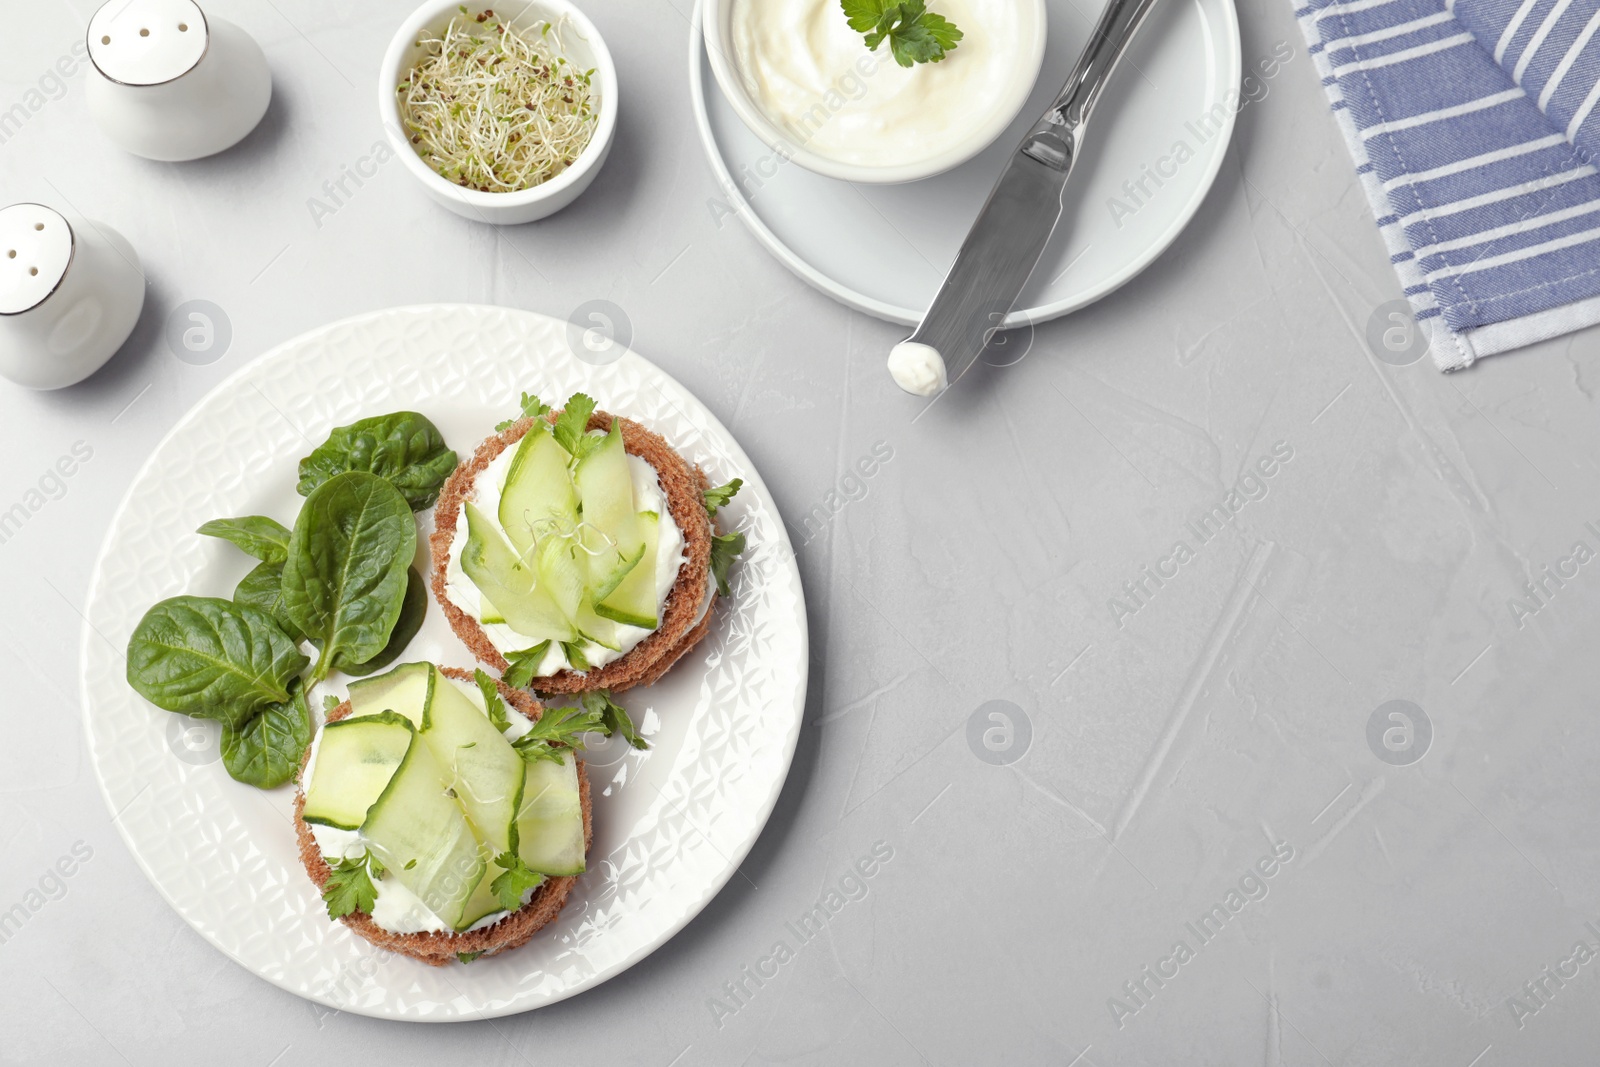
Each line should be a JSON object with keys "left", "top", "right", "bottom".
{"left": 397, "top": 12, "right": 598, "bottom": 193}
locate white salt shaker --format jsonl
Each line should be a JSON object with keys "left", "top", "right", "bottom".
{"left": 0, "top": 204, "right": 146, "bottom": 390}
{"left": 84, "top": 0, "right": 271, "bottom": 161}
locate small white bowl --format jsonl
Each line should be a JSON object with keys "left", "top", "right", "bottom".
{"left": 378, "top": 0, "right": 618, "bottom": 225}
{"left": 702, "top": 0, "right": 1046, "bottom": 184}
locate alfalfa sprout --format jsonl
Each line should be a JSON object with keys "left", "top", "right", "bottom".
{"left": 398, "top": 8, "right": 597, "bottom": 193}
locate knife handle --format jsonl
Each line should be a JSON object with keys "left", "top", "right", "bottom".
{"left": 1021, "top": 0, "right": 1161, "bottom": 170}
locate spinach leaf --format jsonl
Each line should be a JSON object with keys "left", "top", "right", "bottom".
{"left": 328, "top": 567, "right": 427, "bottom": 677}
{"left": 234, "top": 560, "right": 306, "bottom": 645}
{"left": 197, "top": 516, "right": 292, "bottom": 563}
{"left": 282, "top": 472, "right": 416, "bottom": 682}
{"left": 126, "top": 596, "right": 309, "bottom": 729}
{"left": 297, "top": 412, "right": 458, "bottom": 512}
{"left": 220, "top": 678, "right": 312, "bottom": 788}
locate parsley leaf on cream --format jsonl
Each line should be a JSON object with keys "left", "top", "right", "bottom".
{"left": 841, "top": 0, "right": 962, "bottom": 67}
{"left": 321, "top": 854, "right": 380, "bottom": 920}
{"left": 502, "top": 642, "right": 551, "bottom": 689}
{"left": 560, "top": 640, "right": 591, "bottom": 672}
{"left": 490, "top": 851, "right": 543, "bottom": 910}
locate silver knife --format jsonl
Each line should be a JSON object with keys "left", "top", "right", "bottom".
{"left": 887, "top": 0, "right": 1163, "bottom": 396}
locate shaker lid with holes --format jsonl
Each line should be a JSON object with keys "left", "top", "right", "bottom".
{"left": 0, "top": 204, "right": 73, "bottom": 316}
{"left": 88, "top": 0, "right": 208, "bottom": 87}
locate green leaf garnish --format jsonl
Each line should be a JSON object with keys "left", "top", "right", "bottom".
{"left": 709, "top": 530, "right": 746, "bottom": 597}
{"left": 511, "top": 701, "right": 605, "bottom": 764}
{"left": 551, "top": 393, "right": 600, "bottom": 459}
{"left": 560, "top": 640, "right": 591, "bottom": 672}
{"left": 457, "top": 951, "right": 485, "bottom": 963}
{"left": 510, "top": 690, "right": 649, "bottom": 763}
{"left": 325, "top": 567, "right": 428, "bottom": 678}
{"left": 323, "top": 693, "right": 342, "bottom": 712}
{"left": 502, "top": 641, "right": 551, "bottom": 688}
{"left": 233, "top": 560, "right": 307, "bottom": 645}
{"left": 296, "top": 412, "right": 457, "bottom": 512}
{"left": 474, "top": 667, "right": 512, "bottom": 732}
{"left": 496, "top": 392, "right": 553, "bottom": 432}
{"left": 197, "top": 515, "right": 292, "bottom": 564}
{"left": 125, "top": 596, "right": 308, "bottom": 729}
{"left": 489, "top": 851, "right": 543, "bottom": 910}
{"left": 282, "top": 473, "right": 415, "bottom": 685}
{"left": 220, "top": 680, "right": 313, "bottom": 789}
{"left": 703, "top": 478, "right": 743, "bottom": 517}
{"left": 842, "top": 0, "right": 962, "bottom": 66}
{"left": 842, "top": 0, "right": 886, "bottom": 31}
{"left": 321, "top": 853, "right": 380, "bottom": 920}
{"left": 584, "top": 689, "right": 647, "bottom": 750}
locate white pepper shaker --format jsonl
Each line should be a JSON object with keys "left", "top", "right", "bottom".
{"left": 0, "top": 204, "right": 145, "bottom": 390}
{"left": 84, "top": 0, "right": 271, "bottom": 161}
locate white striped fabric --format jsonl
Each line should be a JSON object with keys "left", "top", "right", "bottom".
{"left": 1297, "top": 0, "right": 1600, "bottom": 368}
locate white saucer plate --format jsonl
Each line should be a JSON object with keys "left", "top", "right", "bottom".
{"left": 81, "top": 304, "right": 808, "bottom": 1021}
{"left": 690, "top": 0, "right": 1243, "bottom": 327}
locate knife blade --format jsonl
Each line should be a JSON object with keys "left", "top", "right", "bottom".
{"left": 888, "top": 0, "right": 1164, "bottom": 396}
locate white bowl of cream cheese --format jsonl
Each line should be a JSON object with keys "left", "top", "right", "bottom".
{"left": 703, "top": 0, "right": 1045, "bottom": 184}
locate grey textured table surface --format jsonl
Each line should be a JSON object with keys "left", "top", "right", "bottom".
{"left": 6, "top": 0, "right": 1600, "bottom": 1063}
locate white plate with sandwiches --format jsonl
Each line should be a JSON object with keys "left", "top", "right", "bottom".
{"left": 690, "top": 0, "right": 1245, "bottom": 327}
{"left": 80, "top": 304, "right": 808, "bottom": 1020}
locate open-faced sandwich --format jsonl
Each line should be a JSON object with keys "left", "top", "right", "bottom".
{"left": 295, "top": 661, "right": 611, "bottom": 966}
{"left": 430, "top": 392, "right": 745, "bottom": 694}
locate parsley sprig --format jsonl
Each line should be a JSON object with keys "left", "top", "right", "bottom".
{"left": 513, "top": 700, "right": 606, "bottom": 763}
{"left": 495, "top": 391, "right": 553, "bottom": 432}
{"left": 321, "top": 851, "right": 383, "bottom": 920}
{"left": 560, "top": 640, "right": 591, "bottom": 672}
{"left": 509, "top": 689, "right": 648, "bottom": 763}
{"left": 502, "top": 642, "right": 551, "bottom": 689}
{"left": 551, "top": 393, "right": 601, "bottom": 460}
{"left": 584, "top": 689, "right": 648, "bottom": 750}
{"left": 841, "top": 0, "right": 963, "bottom": 67}
{"left": 490, "top": 851, "right": 544, "bottom": 910}
{"left": 496, "top": 390, "right": 603, "bottom": 459}
{"left": 475, "top": 668, "right": 512, "bottom": 733}
{"left": 703, "top": 478, "right": 742, "bottom": 517}
{"left": 710, "top": 531, "right": 746, "bottom": 597}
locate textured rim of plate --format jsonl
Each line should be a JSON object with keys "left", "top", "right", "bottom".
{"left": 79, "top": 304, "right": 808, "bottom": 1020}
{"left": 687, "top": 0, "right": 1243, "bottom": 328}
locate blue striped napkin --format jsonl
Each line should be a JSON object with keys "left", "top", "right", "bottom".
{"left": 1294, "top": 0, "right": 1600, "bottom": 369}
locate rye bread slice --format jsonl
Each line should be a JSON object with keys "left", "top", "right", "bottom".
{"left": 293, "top": 668, "right": 592, "bottom": 967}
{"left": 429, "top": 408, "right": 718, "bottom": 694}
